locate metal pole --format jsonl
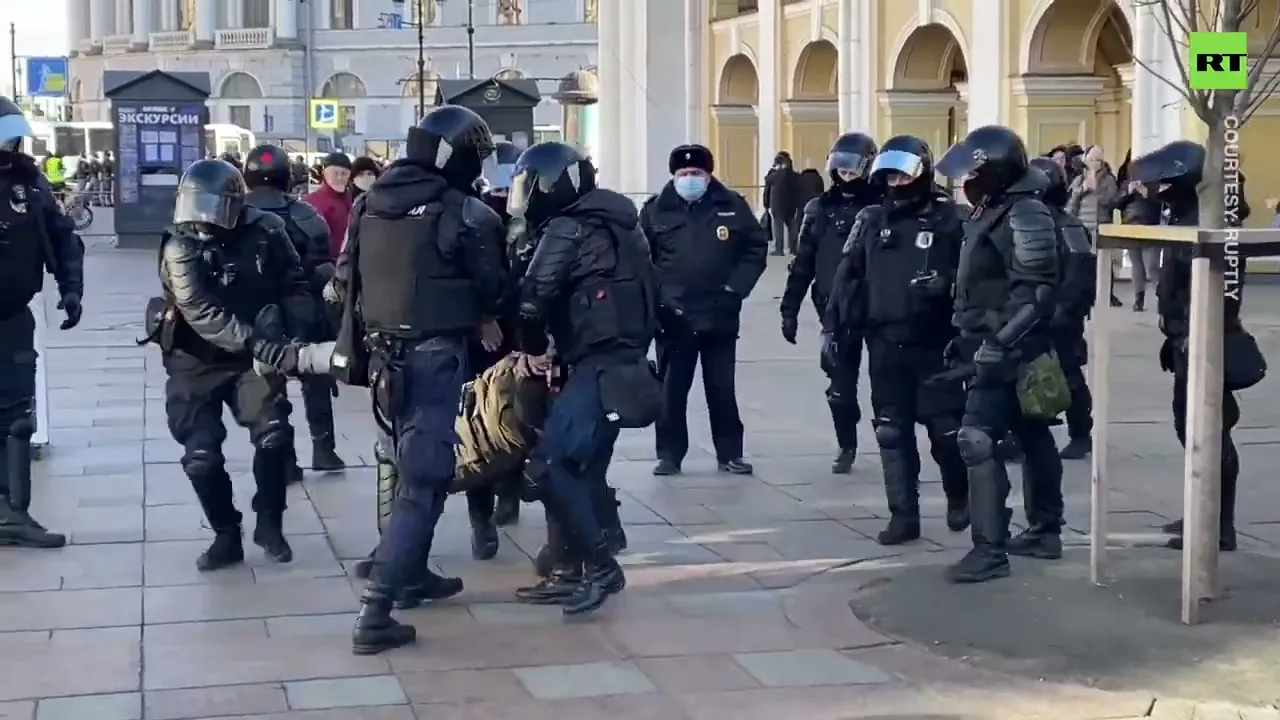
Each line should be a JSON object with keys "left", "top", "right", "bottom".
{"left": 466, "top": 0, "right": 475, "bottom": 78}
{"left": 416, "top": 0, "right": 425, "bottom": 117}
{"left": 302, "top": 0, "right": 313, "bottom": 153}
{"left": 9, "top": 23, "right": 18, "bottom": 103}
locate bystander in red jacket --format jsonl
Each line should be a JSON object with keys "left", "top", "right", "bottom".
{"left": 304, "top": 152, "right": 354, "bottom": 258}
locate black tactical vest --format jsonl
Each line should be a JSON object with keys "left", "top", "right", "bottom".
{"left": 813, "top": 201, "right": 861, "bottom": 299}
{"left": 0, "top": 184, "right": 48, "bottom": 318}
{"left": 356, "top": 200, "right": 480, "bottom": 338}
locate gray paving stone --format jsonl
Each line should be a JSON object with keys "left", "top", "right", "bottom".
{"left": 513, "top": 661, "right": 658, "bottom": 699}
{"left": 0, "top": 701, "right": 33, "bottom": 719}
{"left": 732, "top": 649, "right": 896, "bottom": 687}
{"left": 35, "top": 692, "right": 140, "bottom": 720}
{"left": 284, "top": 675, "right": 407, "bottom": 710}
{"left": 143, "top": 683, "right": 289, "bottom": 719}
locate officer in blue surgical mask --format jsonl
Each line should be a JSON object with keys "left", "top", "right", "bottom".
{"left": 639, "top": 144, "right": 769, "bottom": 477}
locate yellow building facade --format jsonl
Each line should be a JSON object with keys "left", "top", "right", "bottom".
{"left": 704, "top": 0, "right": 1280, "bottom": 226}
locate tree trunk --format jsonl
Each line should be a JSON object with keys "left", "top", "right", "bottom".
{"left": 1199, "top": 113, "right": 1228, "bottom": 230}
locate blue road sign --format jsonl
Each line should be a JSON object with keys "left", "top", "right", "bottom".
{"left": 309, "top": 99, "right": 339, "bottom": 129}
{"left": 380, "top": 12, "right": 404, "bottom": 29}
{"left": 26, "top": 57, "right": 68, "bottom": 97}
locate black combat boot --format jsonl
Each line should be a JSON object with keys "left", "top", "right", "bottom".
{"left": 598, "top": 487, "right": 627, "bottom": 554}
{"left": 562, "top": 538, "right": 626, "bottom": 617}
{"left": 470, "top": 517, "right": 499, "bottom": 561}
{"left": 394, "top": 570, "right": 465, "bottom": 609}
{"left": 197, "top": 527, "right": 245, "bottom": 571}
{"left": 831, "top": 448, "right": 857, "bottom": 474}
{"left": 492, "top": 493, "right": 520, "bottom": 527}
{"left": 1005, "top": 527, "right": 1063, "bottom": 559}
{"left": 0, "top": 430, "right": 65, "bottom": 548}
{"left": 312, "top": 436, "right": 345, "bottom": 472}
{"left": 253, "top": 513, "right": 293, "bottom": 563}
{"left": 516, "top": 564, "right": 584, "bottom": 604}
{"left": 1165, "top": 451, "right": 1239, "bottom": 552}
{"left": 947, "top": 457, "right": 1012, "bottom": 584}
{"left": 652, "top": 458, "right": 681, "bottom": 476}
{"left": 718, "top": 458, "right": 754, "bottom": 475}
{"left": 1133, "top": 291, "right": 1146, "bottom": 312}
{"left": 875, "top": 432, "right": 921, "bottom": 546}
{"left": 351, "top": 584, "right": 417, "bottom": 655}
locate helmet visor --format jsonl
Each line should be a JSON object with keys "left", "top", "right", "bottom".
{"left": 174, "top": 189, "right": 242, "bottom": 229}
{"left": 826, "top": 150, "right": 872, "bottom": 177}
{"left": 935, "top": 142, "right": 985, "bottom": 180}
{"left": 0, "top": 115, "right": 32, "bottom": 150}
{"left": 487, "top": 162, "right": 516, "bottom": 193}
{"left": 871, "top": 150, "right": 926, "bottom": 181}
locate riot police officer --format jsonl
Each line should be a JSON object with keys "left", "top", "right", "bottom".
{"left": 781, "top": 133, "right": 879, "bottom": 474}
{"left": 157, "top": 159, "right": 317, "bottom": 571}
{"left": 826, "top": 136, "right": 969, "bottom": 545}
{"left": 243, "top": 144, "right": 346, "bottom": 473}
{"left": 336, "top": 106, "right": 507, "bottom": 655}
{"left": 506, "top": 141, "right": 660, "bottom": 616}
{"left": 465, "top": 140, "right": 525, "bottom": 557}
{"left": 935, "top": 126, "right": 1064, "bottom": 583}
{"left": 1028, "top": 156, "right": 1096, "bottom": 461}
{"left": 643, "top": 145, "right": 768, "bottom": 476}
{"left": 1131, "top": 141, "right": 1250, "bottom": 552}
{"left": 0, "top": 99, "right": 83, "bottom": 548}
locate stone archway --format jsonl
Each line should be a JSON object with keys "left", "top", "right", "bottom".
{"left": 1018, "top": 0, "right": 1133, "bottom": 164}
{"left": 219, "top": 72, "right": 264, "bottom": 99}
{"left": 713, "top": 54, "right": 760, "bottom": 193}
{"left": 787, "top": 40, "right": 837, "bottom": 171}
{"left": 884, "top": 23, "right": 968, "bottom": 171}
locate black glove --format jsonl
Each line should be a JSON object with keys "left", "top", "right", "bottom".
{"left": 57, "top": 292, "right": 82, "bottom": 330}
{"left": 973, "top": 339, "right": 1007, "bottom": 384}
{"left": 781, "top": 315, "right": 798, "bottom": 345}
{"left": 314, "top": 262, "right": 336, "bottom": 281}
{"left": 252, "top": 338, "right": 300, "bottom": 376}
{"left": 1159, "top": 336, "right": 1186, "bottom": 373}
{"left": 820, "top": 332, "right": 840, "bottom": 372}
{"left": 943, "top": 337, "right": 963, "bottom": 362}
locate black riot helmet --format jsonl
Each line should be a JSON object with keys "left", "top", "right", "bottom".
{"left": 243, "top": 144, "right": 291, "bottom": 191}
{"left": 936, "top": 125, "right": 1030, "bottom": 207}
{"left": 173, "top": 159, "right": 247, "bottom": 230}
{"left": 406, "top": 105, "right": 496, "bottom": 190}
{"left": 508, "top": 142, "right": 596, "bottom": 229}
{"left": 1028, "top": 156, "right": 1068, "bottom": 208}
{"left": 0, "top": 96, "right": 32, "bottom": 155}
{"left": 826, "top": 132, "right": 877, "bottom": 190}
{"left": 870, "top": 135, "right": 934, "bottom": 210}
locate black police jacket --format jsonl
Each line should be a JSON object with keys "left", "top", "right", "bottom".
{"left": 641, "top": 180, "right": 768, "bottom": 336}
{"left": 781, "top": 189, "right": 871, "bottom": 322}
{"left": 341, "top": 161, "right": 507, "bottom": 341}
{"left": 245, "top": 188, "right": 332, "bottom": 278}
{"left": 1048, "top": 206, "right": 1096, "bottom": 325}
{"left": 826, "top": 193, "right": 964, "bottom": 345}
{"left": 518, "top": 188, "right": 659, "bottom": 365}
{"left": 1155, "top": 189, "right": 1251, "bottom": 338}
{"left": 158, "top": 208, "right": 314, "bottom": 368}
{"left": 953, "top": 171, "right": 1061, "bottom": 344}
{"left": 0, "top": 160, "right": 84, "bottom": 318}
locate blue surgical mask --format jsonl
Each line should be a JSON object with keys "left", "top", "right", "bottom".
{"left": 674, "top": 175, "right": 708, "bottom": 202}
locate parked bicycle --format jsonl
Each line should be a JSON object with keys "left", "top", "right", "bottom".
{"left": 59, "top": 190, "right": 94, "bottom": 232}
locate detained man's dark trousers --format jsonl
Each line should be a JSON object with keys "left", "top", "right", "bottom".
{"left": 655, "top": 333, "right": 744, "bottom": 465}
{"left": 1052, "top": 324, "right": 1092, "bottom": 440}
{"left": 164, "top": 364, "right": 294, "bottom": 530}
{"left": 371, "top": 338, "right": 470, "bottom": 592}
{"left": 1169, "top": 358, "right": 1240, "bottom": 547}
{"left": 299, "top": 376, "right": 337, "bottom": 443}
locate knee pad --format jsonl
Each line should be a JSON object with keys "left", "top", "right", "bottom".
{"left": 873, "top": 422, "right": 904, "bottom": 449}
{"left": 8, "top": 416, "right": 34, "bottom": 440}
{"left": 181, "top": 448, "right": 225, "bottom": 478}
{"left": 955, "top": 427, "right": 995, "bottom": 466}
{"left": 255, "top": 419, "right": 292, "bottom": 450}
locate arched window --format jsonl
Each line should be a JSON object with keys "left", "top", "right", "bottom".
{"left": 219, "top": 72, "right": 264, "bottom": 99}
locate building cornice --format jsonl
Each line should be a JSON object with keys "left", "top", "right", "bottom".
{"left": 1011, "top": 75, "right": 1106, "bottom": 97}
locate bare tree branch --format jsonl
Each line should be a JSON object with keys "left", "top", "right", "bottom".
{"left": 1238, "top": 12, "right": 1280, "bottom": 117}
{"left": 1155, "top": 0, "right": 1214, "bottom": 118}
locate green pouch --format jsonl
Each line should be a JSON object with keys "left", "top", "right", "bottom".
{"left": 1016, "top": 351, "right": 1071, "bottom": 421}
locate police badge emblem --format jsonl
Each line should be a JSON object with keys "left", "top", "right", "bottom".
{"left": 716, "top": 225, "right": 729, "bottom": 241}
{"left": 10, "top": 184, "right": 27, "bottom": 214}
{"left": 915, "top": 231, "right": 934, "bottom": 249}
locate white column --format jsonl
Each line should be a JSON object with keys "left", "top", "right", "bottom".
{"left": 195, "top": 0, "right": 217, "bottom": 44}
{"left": 836, "top": 0, "right": 856, "bottom": 131}
{"left": 618, "top": 1, "right": 639, "bottom": 191}
{"left": 757, "top": 0, "right": 781, "bottom": 181}
{"left": 276, "top": 0, "right": 298, "bottom": 39}
{"left": 595, "top": 0, "right": 622, "bottom": 188}
{"left": 966, "top": 0, "right": 1004, "bottom": 130}
{"left": 89, "top": 0, "right": 111, "bottom": 43}
{"left": 67, "top": 0, "right": 90, "bottom": 53}
{"left": 683, "top": 0, "right": 705, "bottom": 143}
{"left": 130, "top": 0, "right": 151, "bottom": 46}
{"left": 229, "top": 0, "right": 244, "bottom": 28}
